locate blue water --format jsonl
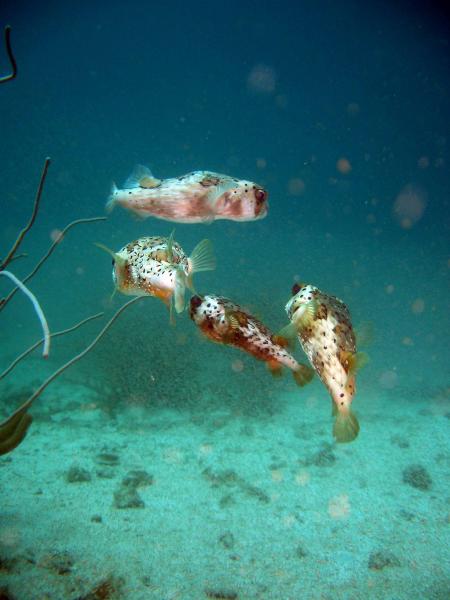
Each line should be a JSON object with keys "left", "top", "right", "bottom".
{"left": 1, "top": 1, "right": 449, "bottom": 598}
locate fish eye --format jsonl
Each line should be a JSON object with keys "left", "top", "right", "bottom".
{"left": 292, "top": 283, "right": 303, "bottom": 296}
{"left": 254, "top": 188, "right": 267, "bottom": 204}
{"left": 111, "top": 259, "right": 115, "bottom": 266}
{"left": 190, "top": 295, "right": 203, "bottom": 310}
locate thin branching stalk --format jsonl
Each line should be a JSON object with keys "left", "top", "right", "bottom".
{"left": 0, "top": 25, "right": 17, "bottom": 83}
{"left": 0, "top": 158, "right": 50, "bottom": 270}
{"left": 0, "top": 270, "right": 51, "bottom": 357}
{"left": 0, "top": 312, "right": 104, "bottom": 380}
{"left": 0, "top": 297, "right": 142, "bottom": 426}
{"left": 0, "top": 216, "right": 107, "bottom": 310}
{"left": 0, "top": 299, "right": 144, "bottom": 455}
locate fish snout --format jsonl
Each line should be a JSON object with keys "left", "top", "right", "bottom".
{"left": 292, "top": 282, "right": 304, "bottom": 296}
{"left": 254, "top": 187, "right": 268, "bottom": 216}
{"left": 189, "top": 295, "right": 203, "bottom": 319}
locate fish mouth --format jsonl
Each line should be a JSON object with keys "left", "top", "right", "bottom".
{"left": 254, "top": 188, "right": 268, "bottom": 217}
{"left": 291, "top": 283, "right": 303, "bottom": 296}
{"left": 189, "top": 294, "right": 203, "bottom": 319}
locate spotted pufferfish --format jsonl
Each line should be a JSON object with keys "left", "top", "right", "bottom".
{"left": 97, "top": 233, "right": 215, "bottom": 316}
{"left": 189, "top": 293, "right": 315, "bottom": 385}
{"left": 283, "top": 282, "right": 367, "bottom": 443}
{"left": 106, "top": 164, "right": 268, "bottom": 223}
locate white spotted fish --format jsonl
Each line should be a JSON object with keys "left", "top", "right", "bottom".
{"left": 97, "top": 234, "right": 215, "bottom": 316}
{"left": 283, "top": 283, "right": 367, "bottom": 443}
{"left": 189, "top": 293, "right": 314, "bottom": 385}
{"left": 106, "top": 164, "right": 268, "bottom": 223}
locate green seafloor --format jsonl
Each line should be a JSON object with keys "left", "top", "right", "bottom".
{"left": 0, "top": 1, "right": 449, "bottom": 598}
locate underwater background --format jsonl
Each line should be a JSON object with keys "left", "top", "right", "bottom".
{"left": 0, "top": 0, "right": 449, "bottom": 598}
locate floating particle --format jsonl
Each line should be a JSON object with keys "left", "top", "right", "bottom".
{"left": 411, "top": 298, "right": 425, "bottom": 314}
{"left": 287, "top": 178, "right": 305, "bottom": 196}
{"left": 247, "top": 64, "right": 276, "bottom": 93}
{"left": 275, "top": 94, "right": 288, "bottom": 108}
{"left": 385, "top": 284, "right": 395, "bottom": 294}
{"left": 75, "top": 266, "right": 84, "bottom": 276}
{"left": 50, "top": 228, "right": 63, "bottom": 243}
{"left": 176, "top": 333, "right": 188, "bottom": 345}
{"left": 393, "top": 184, "right": 427, "bottom": 229}
{"left": 231, "top": 359, "right": 244, "bottom": 372}
{"left": 347, "top": 102, "right": 360, "bottom": 116}
{"left": 328, "top": 494, "right": 350, "bottom": 519}
{"left": 163, "top": 447, "right": 184, "bottom": 464}
{"left": 271, "top": 469, "right": 284, "bottom": 482}
{"left": 256, "top": 158, "right": 267, "bottom": 169}
{"left": 306, "top": 395, "right": 318, "bottom": 409}
{"left": 417, "top": 156, "right": 429, "bottom": 169}
{"left": 199, "top": 443, "right": 213, "bottom": 456}
{"left": 295, "top": 470, "right": 310, "bottom": 486}
{"left": 379, "top": 370, "right": 398, "bottom": 389}
{"left": 402, "top": 337, "right": 414, "bottom": 346}
{"left": 336, "top": 157, "right": 352, "bottom": 174}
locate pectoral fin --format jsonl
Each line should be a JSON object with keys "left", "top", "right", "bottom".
{"left": 296, "top": 300, "right": 317, "bottom": 329}
{"left": 189, "top": 239, "right": 216, "bottom": 273}
{"left": 174, "top": 271, "right": 186, "bottom": 314}
{"left": 340, "top": 351, "right": 369, "bottom": 376}
{"left": 267, "top": 360, "right": 283, "bottom": 378}
{"left": 207, "top": 181, "right": 236, "bottom": 204}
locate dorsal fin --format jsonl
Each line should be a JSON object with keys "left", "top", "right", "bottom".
{"left": 166, "top": 229, "right": 176, "bottom": 263}
{"left": 123, "top": 164, "right": 155, "bottom": 189}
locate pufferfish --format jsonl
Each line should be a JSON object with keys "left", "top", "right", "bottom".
{"left": 97, "top": 233, "right": 215, "bottom": 316}
{"left": 189, "top": 294, "right": 315, "bottom": 385}
{"left": 106, "top": 164, "right": 268, "bottom": 223}
{"left": 283, "top": 283, "right": 367, "bottom": 443}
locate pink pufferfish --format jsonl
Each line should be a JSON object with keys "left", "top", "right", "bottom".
{"left": 106, "top": 164, "right": 268, "bottom": 223}
{"left": 189, "top": 294, "right": 315, "bottom": 385}
{"left": 283, "top": 282, "right": 367, "bottom": 443}
{"left": 97, "top": 233, "right": 215, "bottom": 316}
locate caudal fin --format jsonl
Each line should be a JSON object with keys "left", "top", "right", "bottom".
{"left": 106, "top": 182, "right": 118, "bottom": 213}
{"left": 292, "top": 364, "right": 315, "bottom": 387}
{"left": 333, "top": 409, "right": 359, "bottom": 443}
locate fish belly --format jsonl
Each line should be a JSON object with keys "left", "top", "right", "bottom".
{"left": 121, "top": 186, "right": 214, "bottom": 223}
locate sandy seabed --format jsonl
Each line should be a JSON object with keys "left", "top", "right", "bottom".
{"left": 1, "top": 365, "right": 449, "bottom": 600}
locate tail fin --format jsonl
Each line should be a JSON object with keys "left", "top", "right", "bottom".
{"left": 106, "top": 182, "right": 118, "bottom": 213}
{"left": 333, "top": 409, "right": 359, "bottom": 443}
{"left": 292, "top": 364, "right": 315, "bottom": 387}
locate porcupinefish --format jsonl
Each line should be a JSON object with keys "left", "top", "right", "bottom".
{"left": 106, "top": 164, "right": 268, "bottom": 223}
{"left": 283, "top": 282, "right": 366, "bottom": 443}
{"left": 189, "top": 294, "right": 314, "bottom": 385}
{"left": 97, "top": 233, "right": 215, "bottom": 316}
